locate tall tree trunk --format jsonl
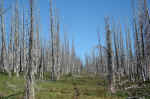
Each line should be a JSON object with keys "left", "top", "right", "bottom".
{"left": 50, "top": 0, "right": 55, "bottom": 81}
{"left": 0, "top": 0, "right": 7, "bottom": 73}
{"left": 25, "top": 0, "right": 35, "bottom": 99}
{"left": 105, "top": 17, "right": 115, "bottom": 93}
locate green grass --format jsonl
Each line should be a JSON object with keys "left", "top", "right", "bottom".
{"left": 0, "top": 73, "right": 126, "bottom": 99}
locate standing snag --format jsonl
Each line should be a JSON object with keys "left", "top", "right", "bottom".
{"left": 105, "top": 17, "right": 115, "bottom": 93}
{"left": 25, "top": 0, "right": 35, "bottom": 99}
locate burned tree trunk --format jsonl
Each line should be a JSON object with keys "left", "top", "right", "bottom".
{"left": 49, "top": 0, "right": 55, "bottom": 81}
{"left": 13, "top": 0, "right": 20, "bottom": 77}
{"left": 0, "top": 0, "right": 7, "bottom": 73}
{"left": 105, "top": 17, "right": 115, "bottom": 93}
{"left": 24, "top": 0, "right": 35, "bottom": 99}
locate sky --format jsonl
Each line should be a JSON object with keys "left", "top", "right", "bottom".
{"left": 3, "top": 0, "right": 150, "bottom": 62}
{"left": 54, "top": 0, "right": 133, "bottom": 61}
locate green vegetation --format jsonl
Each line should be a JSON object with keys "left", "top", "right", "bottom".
{"left": 0, "top": 74, "right": 126, "bottom": 99}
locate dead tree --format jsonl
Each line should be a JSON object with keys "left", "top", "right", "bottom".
{"left": 126, "top": 27, "right": 133, "bottom": 81}
{"left": 21, "top": 7, "right": 27, "bottom": 74}
{"left": 71, "top": 38, "right": 77, "bottom": 74}
{"left": 8, "top": 16, "right": 14, "bottom": 77}
{"left": 49, "top": 0, "right": 55, "bottom": 81}
{"left": 113, "top": 23, "right": 119, "bottom": 73}
{"left": 119, "top": 26, "right": 126, "bottom": 76}
{"left": 54, "top": 11, "right": 61, "bottom": 80}
{"left": 138, "top": 0, "right": 150, "bottom": 80}
{"left": 13, "top": 0, "right": 20, "bottom": 77}
{"left": 105, "top": 17, "right": 115, "bottom": 93}
{"left": 0, "top": 0, "right": 7, "bottom": 73}
{"left": 34, "top": 9, "right": 41, "bottom": 76}
{"left": 97, "top": 28, "right": 104, "bottom": 73}
{"left": 24, "top": 0, "right": 35, "bottom": 99}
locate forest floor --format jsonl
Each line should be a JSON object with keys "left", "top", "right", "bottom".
{"left": 0, "top": 73, "right": 130, "bottom": 99}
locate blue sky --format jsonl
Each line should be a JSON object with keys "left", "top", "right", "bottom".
{"left": 39, "top": 0, "right": 133, "bottom": 61}
{"left": 3, "top": 0, "right": 150, "bottom": 62}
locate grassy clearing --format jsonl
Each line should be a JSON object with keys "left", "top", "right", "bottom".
{"left": 0, "top": 74, "right": 126, "bottom": 99}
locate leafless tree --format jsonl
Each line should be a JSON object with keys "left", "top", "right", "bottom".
{"left": 105, "top": 17, "right": 115, "bottom": 93}
{"left": 24, "top": 0, "right": 35, "bottom": 99}
{"left": 0, "top": 0, "right": 8, "bottom": 73}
